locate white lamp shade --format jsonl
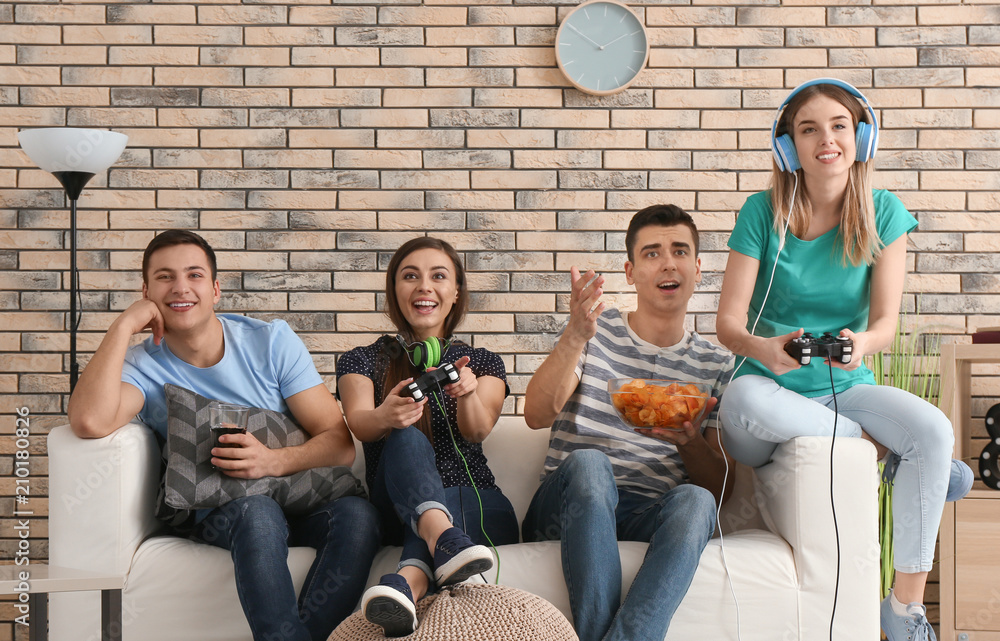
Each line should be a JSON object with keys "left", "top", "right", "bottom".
{"left": 17, "top": 128, "right": 128, "bottom": 174}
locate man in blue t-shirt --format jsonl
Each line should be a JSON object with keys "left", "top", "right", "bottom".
{"left": 67, "top": 230, "right": 380, "bottom": 641}
{"left": 522, "top": 205, "right": 734, "bottom": 641}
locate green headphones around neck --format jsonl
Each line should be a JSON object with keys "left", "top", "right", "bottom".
{"left": 395, "top": 334, "right": 450, "bottom": 370}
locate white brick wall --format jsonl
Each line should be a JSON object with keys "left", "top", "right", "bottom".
{"left": 3, "top": 0, "right": 999, "bottom": 633}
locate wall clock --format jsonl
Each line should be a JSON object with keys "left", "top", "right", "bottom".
{"left": 555, "top": 0, "right": 649, "bottom": 96}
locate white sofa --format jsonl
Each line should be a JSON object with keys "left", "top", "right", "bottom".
{"left": 48, "top": 417, "right": 880, "bottom": 641}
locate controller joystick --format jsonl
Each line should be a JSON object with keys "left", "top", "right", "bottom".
{"left": 403, "top": 362, "right": 460, "bottom": 402}
{"left": 784, "top": 332, "right": 853, "bottom": 366}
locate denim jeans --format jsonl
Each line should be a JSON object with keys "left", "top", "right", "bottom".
{"left": 369, "top": 425, "right": 519, "bottom": 582}
{"left": 193, "top": 494, "right": 381, "bottom": 641}
{"left": 522, "top": 449, "right": 716, "bottom": 641}
{"left": 719, "top": 375, "right": 953, "bottom": 573}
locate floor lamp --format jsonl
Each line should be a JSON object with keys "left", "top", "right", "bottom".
{"left": 17, "top": 128, "right": 128, "bottom": 392}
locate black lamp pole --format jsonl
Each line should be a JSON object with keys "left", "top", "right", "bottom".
{"left": 53, "top": 171, "right": 95, "bottom": 392}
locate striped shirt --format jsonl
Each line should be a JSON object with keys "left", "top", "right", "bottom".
{"left": 543, "top": 308, "right": 734, "bottom": 498}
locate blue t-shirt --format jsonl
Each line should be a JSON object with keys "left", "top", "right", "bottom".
{"left": 727, "top": 189, "right": 918, "bottom": 397}
{"left": 122, "top": 314, "right": 323, "bottom": 439}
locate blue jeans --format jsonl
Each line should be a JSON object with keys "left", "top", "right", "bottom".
{"left": 369, "top": 426, "right": 518, "bottom": 582}
{"left": 193, "top": 494, "right": 381, "bottom": 641}
{"left": 521, "top": 449, "right": 716, "bottom": 641}
{"left": 719, "top": 375, "right": 953, "bottom": 573}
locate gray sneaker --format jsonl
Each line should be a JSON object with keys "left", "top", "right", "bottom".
{"left": 880, "top": 591, "right": 936, "bottom": 641}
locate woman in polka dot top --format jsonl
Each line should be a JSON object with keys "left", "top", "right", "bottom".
{"left": 337, "top": 236, "right": 518, "bottom": 637}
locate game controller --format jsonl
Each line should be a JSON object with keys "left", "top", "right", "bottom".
{"left": 784, "top": 332, "right": 853, "bottom": 366}
{"left": 403, "top": 362, "right": 460, "bottom": 401}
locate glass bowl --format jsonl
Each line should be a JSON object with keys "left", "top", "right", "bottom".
{"left": 608, "top": 378, "right": 713, "bottom": 430}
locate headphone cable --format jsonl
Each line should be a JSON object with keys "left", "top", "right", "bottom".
{"left": 827, "top": 362, "right": 841, "bottom": 641}
{"left": 715, "top": 170, "right": 798, "bottom": 641}
{"left": 431, "top": 384, "right": 500, "bottom": 584}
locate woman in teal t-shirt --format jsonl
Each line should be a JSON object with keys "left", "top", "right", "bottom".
{"left": 716, "top": 79, "right": 968, "bottom": 641}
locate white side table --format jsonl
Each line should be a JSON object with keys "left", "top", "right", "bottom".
{"left": 0, "top": 565, "right": 124, "bottom": 641}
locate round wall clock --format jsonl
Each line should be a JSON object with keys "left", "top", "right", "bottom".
{"left": 555, "top": 0, "right": 650, "bottom": 96}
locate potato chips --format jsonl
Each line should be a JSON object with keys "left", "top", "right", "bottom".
{"left": 610, "top": 379, "right": 710, "bottom": 429}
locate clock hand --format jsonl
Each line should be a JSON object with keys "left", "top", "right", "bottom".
{"left": 567, "top": 23, "right": 604, "bottom": 49}
{"left": 600, "top": 30, "right": 636, "bottom": 49}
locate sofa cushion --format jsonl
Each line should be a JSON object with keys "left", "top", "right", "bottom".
{"left": 163, "top": 384, "right": 365, "bottom": 514}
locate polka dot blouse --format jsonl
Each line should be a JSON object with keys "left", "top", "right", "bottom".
{"left": 336, "top": 335, "right": 509, "bottom": 492}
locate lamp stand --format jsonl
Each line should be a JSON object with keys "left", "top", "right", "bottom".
{"left": 17, "top": 127, "right": 128, "bottom": 395}
{"left": 53, "top": 171, "right": 94, "bottom": 392}
{"left": 69, "top": 197, "right": 79, "bottom": 391}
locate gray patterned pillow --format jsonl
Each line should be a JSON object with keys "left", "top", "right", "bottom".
{"left": 163, "top": 384, "right": 365, "bottom": 514}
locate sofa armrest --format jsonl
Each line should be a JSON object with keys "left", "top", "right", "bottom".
{"left": 755, "top": 436, "right": 880, "bottom": 639}
{"left": 48, "top": 422, "right": 163, "bottom": 576}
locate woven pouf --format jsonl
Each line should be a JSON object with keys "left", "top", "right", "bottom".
{"left": 329, "top": 583, "right": 578, "bottom": 641}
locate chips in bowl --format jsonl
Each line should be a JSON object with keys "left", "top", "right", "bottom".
{"left": 608, "top": 378, "right": 712, "bottom": 430}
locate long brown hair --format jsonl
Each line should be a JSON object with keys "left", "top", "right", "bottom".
{"left": 381, "top": 236, "right": 468, "bottom": 440}
{"left": 770, "top": 83, "right": 880, "bottom": 267}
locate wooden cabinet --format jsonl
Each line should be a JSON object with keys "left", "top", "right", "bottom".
{"left": 939, "top": 343, "right": 1000, "bottom": 641}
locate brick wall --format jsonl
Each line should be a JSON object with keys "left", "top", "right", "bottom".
{"left": 3, "top": 0, "right": 1000, "bottom": 637}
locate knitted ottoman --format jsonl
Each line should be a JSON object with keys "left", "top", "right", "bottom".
{"left": 329, "top": 583, "right": 578, "bottom": 641}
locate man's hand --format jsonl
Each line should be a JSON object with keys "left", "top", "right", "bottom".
{"left": 211, "top": 430, "right": 280, "bottom": 479}
{"left": 68, "top": 299, "right": 165, "bottom": 438}
{"left": 523, "top": 266, "right": 600, "bottom": 429}
{"left": 634, "top": 397, "right": 718, "bottom": 447}
{"left": 443, "top": 356, "right": 476, "bottom": 399}
{"left": 117, "top": 299, "right": 166, "bottom": 345}
{"left": 566, "top": 266, "right": 605, "bottom": 345}
{"left": 378, "top": 378, "right": 427, "bottom": 429}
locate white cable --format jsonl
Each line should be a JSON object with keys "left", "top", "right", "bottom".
{"left": 748, "top": 173, "right": 796, "bottom": 342}
{"left": 714, "top": 428, "right": 742, "bottom": 640}
{"left": 716, "top": 172, "right": 798, "bottom": 641}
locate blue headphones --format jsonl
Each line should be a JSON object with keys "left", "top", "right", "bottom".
{"left": 771, "top": 78, "right": 879, "bottom": 173}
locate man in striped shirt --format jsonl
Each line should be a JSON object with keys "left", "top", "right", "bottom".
{"left": 521, "top": 204, "right": 735, "bottom": 641}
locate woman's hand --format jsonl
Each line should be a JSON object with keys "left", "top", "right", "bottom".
{"left": 443, "top": 356, "right": 477, "bottom": 399}
{"left": 377, "top": 378, "right": 427, "bottom": 429}
{"left": 748, "top": 328, "right": 804, "bottom": 376}
{"left": 828, "top": 329, "right": 869, "bottom": 372}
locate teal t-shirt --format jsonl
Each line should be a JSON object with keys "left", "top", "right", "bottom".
{"left": 727, "top": 189, "right": 918, "bottom": 397}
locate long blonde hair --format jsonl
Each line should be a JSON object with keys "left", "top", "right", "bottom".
{"left": 770, "top": 83, "right": 880, "bottom": 267}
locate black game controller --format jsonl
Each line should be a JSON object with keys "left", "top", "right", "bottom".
{"left": 784, "top": 332, "right": 853, "bottom": 366}
{"left": 403, "top": 362, "right": 460, "bottom": 402}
